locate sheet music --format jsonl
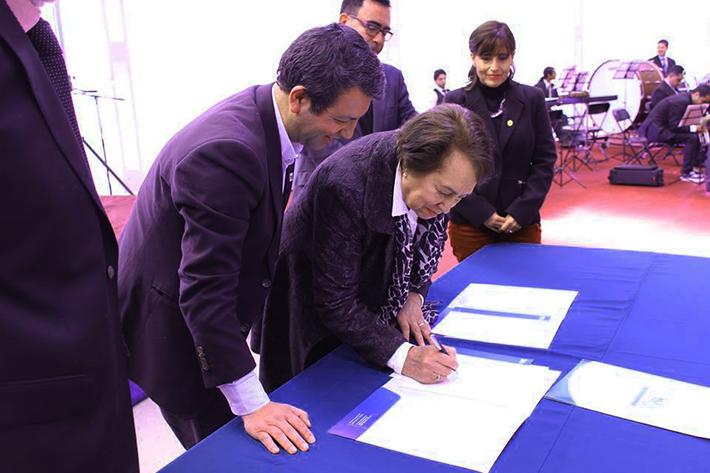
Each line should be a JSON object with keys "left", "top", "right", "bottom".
{"left": 356, "top": 355, "right": 560, "bottom": 472}
{"left": 546, "top": 361, "right": 710, "bottom": 439}
{"left": 433, "top": 284, "right": 578, "bottom": 349}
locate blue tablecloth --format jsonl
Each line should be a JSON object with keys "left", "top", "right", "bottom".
{"left": 160, "top": 244, "right": 710, "bottom": 472}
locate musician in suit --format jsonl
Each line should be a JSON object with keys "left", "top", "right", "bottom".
{"left": 118, "top": 24, "right": 384, "bottom": 453}
{"left": 432, "top": 68, "right": 450, "bottom": 106}
{"left": 534, "top": 66, "right": 559, "bottom": 98}
{"left": 257, "top": 104, "right": 494, "bottom": 393}
{"left": 445, "top": 20, "right": 557, "bottom": 260}
{"left": 649, "top": 65, "right": 684, "bottom": 111}
{"left": 649, "top": 39, "right": 676, "bottom": 77}
{"left": 292, "top": 0, "right": 417, "bottom": 199}
{"left": 0, "top": 1, "right": 138, "bottom": 472}
{"left": 641, "top": 84, "right": 710, "bottom": 184}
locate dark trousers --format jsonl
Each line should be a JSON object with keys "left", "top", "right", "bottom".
{"left": 667, "top": 132, "right": 701, "bottom": 174}
{"left": 159, "top": 391, "right": 235, "bottom": 450}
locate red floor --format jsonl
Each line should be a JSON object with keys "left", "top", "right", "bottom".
{"left": 101, "top": 144, "right": 710, "bottom": 281}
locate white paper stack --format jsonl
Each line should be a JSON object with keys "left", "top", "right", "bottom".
{"left": 433, "top": 283, "right": 578, "bottom": 349}
{"left": 356, "top": 355, "right": 560, "bottom": 472}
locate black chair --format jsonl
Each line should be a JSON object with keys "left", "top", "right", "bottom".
{"left": 612, "top": 108, "right": 654, "bottom": 164}
{"left": 585, "top": 102, "right": 611, "bottom": 163}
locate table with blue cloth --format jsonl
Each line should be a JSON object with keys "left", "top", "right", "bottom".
{"left": 160, "top": 244, "right": 710, "bottom": 472}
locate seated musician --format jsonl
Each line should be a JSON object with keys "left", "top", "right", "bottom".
{"left": 649, "top": 65, "right": 684, "bottom": 111}
{"left": 534, "top": 67, "right": 559, "bottom": 98}
{"left": 641, "top": 84, "right": 710, "bottom": 184}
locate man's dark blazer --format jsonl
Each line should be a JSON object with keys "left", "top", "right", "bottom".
{"left": 444, "top": 81, "right": 556, "bottom": 228}
{"left": 118, "top": 84, "right": 287, "bottom": 416}
{"left": 649, "top": 80, "right": 677, "bottom": 111}
{"left": 641, "top": 92, "right": 694, "bottom": 142}
{"left": 649, "top": 55, "right": 676, "bottom": 75}
{"left": 0, "top": 4, "right": 137, "bottom": 472}
{"left": 534, "top": 78, "right": 559, "bottom": 98}
{"left": 292, "top": 63, "right": 416, "bottom": 197}
{"left": 257, "top": 131, "right": 430, "bottom": 393}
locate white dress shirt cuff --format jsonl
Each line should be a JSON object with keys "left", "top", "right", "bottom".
{"left": 218, "top": 370, "right": 270, "bottom": 416}
{"left": 690, "top": 125, "right": 698, "bottom": 133}
{"left": 386, "top": 342, "right": 415, "bottom": 374}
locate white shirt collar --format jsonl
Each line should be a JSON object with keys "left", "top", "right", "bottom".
{"left": 271, "top": 84, "right": 303, "bottom": 168}
{"left": 392, "top": 163, "right": 418, "bottom": 234}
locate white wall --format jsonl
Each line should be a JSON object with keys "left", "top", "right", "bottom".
{"left": 51, "top": 0, "right": 710, "bottom": 194}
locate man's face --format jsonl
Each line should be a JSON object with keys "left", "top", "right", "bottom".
{"left": 339, "top": 0, "right": 391, "bottom": 55}
{"left": 668, "top": 73, "right": 683, "bottom": 88}
{"left": 291, "top": 87, "right": 372, "bottom": 151}
{"left": 690, "top": 93, "right": 710, "bottom": 105}
{"left": 657, "top": 42, "right": 668, "bottom": 57}
{"left": 435, "top": 74, "right": 447, "bottom": 89}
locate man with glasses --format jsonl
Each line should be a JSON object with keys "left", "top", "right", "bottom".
{"left": 292, "top": 0, "right": 417, "bottom": 199}
{"left": 118, "top": 24, "right": 384, "bottom": 454}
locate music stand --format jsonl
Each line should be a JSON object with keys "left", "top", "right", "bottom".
{"left": 73, "top": 89, "right": 134, "bottom": 196}
{"left": 678, "top": 104, "right": 709, "bottom": 128}
{"left": 559, "top": 67, "right": 577, "bottom": 92}
{"left": 572, "top": 72, "right": 590, "bottom": 92}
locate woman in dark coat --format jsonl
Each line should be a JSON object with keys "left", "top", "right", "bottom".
{"left": 445, "top": 20, "right": 557, "bottom": 261}
{"left": 257, "top": 104, "right": 494, "bottom": 392}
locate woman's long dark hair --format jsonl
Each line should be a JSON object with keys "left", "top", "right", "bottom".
{"left": 465, "top": 21, "right": 516, "bottom": 90}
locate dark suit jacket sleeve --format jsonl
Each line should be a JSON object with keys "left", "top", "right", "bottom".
{"left": 394, "top": 69, "right": 417, "bottom": 126}
{"left": 651, "top": 99, "right": 691, "bottom": 135}
{"left": 505, "top": 89, "right": 556, "bottom": 226}
{"left": 170, "top": 140, "right": 262, "bottom": 388}
{"left": 310, "top": 182, "right": 405, "bottom": 367}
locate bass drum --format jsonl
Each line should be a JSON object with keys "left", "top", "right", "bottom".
{"left": 587, "top": 60, "right": 663, "bottom": 133}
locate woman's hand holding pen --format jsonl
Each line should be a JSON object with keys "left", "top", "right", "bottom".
{"left": 401, "top": 344, "right": 458, "bottom": 384}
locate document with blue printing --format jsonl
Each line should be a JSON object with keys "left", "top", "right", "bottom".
{"left": 433, "top": 283, "right": 578, "bottom": 349}
{"left": 330, "top": 354, "right": 560, "bottom": 472}
{"left": 546, "top": 360, "right": 710, "bottom": 439}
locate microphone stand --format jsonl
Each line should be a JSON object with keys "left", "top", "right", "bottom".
{"left": 73, "top": 88, "right": 134, "bottom": 195}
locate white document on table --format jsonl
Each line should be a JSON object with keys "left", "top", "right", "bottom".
{"left": 433, "top": 283, "right": 578, "bottom": 349}
{"left": 356, "top": 355, "right": 560, "bottom": 473}
{"left": 546, "top": 360, "right": 710, "bottom": 439}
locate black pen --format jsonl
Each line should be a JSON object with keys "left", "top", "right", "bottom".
{"left": 429, "top": 333, "right": 448, "bottom": 355}
{"left": 430, "top": 334, "right": 457, "bottom": 373}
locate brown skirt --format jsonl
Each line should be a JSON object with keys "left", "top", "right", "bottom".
{"left": 448, "top": 221, "right": 542, "bottom": 262}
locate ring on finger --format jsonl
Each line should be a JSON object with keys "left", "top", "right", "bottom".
{"left": 417, "top": 321, "right": 427, "bottom": 327}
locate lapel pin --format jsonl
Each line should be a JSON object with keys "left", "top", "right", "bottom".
{"left": 506, "top": 119, "right": 514, "bottom": 127}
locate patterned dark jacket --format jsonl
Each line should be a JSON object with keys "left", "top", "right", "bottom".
{"left": 257, "top": 131, "right": 431, "bottom": 392}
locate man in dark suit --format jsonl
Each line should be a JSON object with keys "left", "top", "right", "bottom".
{"left": 641, "top": 84, "right": 710, "bottom": 183}
{"left": 649, "top": 65, "right": 684, "bottom": 111}
{"left": 0, "top": 1, "right": 138, "bottom": 472}
{"left": 292, "top": 0, "right": 417, "bottom": 199}
{"left": 118, "top": 24, "right": 384, "bottom": 453}
{"left": 432, "top": 68, "right": 450, "bottom": 106}
{"left": 534, "top": 66, "right": 559, "bottom": 98}
{"left": 649, "top": 39, "right": 676, "bottom": 77}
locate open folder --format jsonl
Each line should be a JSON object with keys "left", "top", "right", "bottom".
{"left": 546, "top": 360, "right": 710, "bottom": 439}
{"left": 433, "top": 283, "right": 578, "bottom": 349}
{"left": 329, "top": 353, "right": 560, "bottom": 472}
